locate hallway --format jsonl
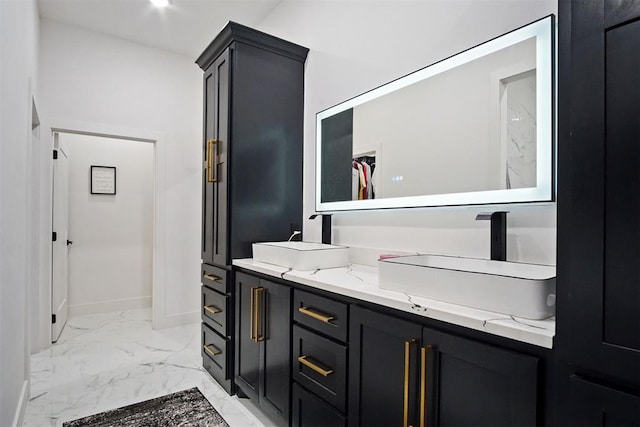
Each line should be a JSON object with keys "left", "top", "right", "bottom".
{"left": 24, "top": 309, "right": 265, "bottom": 426}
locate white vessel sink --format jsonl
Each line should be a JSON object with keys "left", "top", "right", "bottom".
{"left": 252, "top": 241, "right": 349, "bottom": 271}
{"left": 378, "top": 254, "right": 556, "bottom": 319}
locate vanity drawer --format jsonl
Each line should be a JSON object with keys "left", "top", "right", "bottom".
{"left": 201, "top": 264, "right": 229, "bottom": 294}
{"left": 201, "top": 323, "right": 230, "bottom": 382}
{"left": 293, "top": 289, "right": 348, "bottom": 342}
{"left": 293, "top": 325, "right": 347, "bottom": 412}
{"left": 201, "top": 286, "right": 229, "bottom": 337}
{"left": 292, "top": 383, "right": 347, "bottom": 427}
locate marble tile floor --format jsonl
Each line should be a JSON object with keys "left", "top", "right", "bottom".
{"left": 24, "top": 308, "right": 268, "bottom": 427}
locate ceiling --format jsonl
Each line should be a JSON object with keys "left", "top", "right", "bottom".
{"left": 38, "top": 0, "right": 284, "bottom": 58}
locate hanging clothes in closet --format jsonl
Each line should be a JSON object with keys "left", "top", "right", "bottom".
{"left": 352, "top": 155, "right": 376, "bottom": 200}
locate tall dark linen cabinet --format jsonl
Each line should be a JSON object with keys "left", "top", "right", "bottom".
{"left": 557, "top": 1, "right": 640, "bottom": 424}
{"left": 196, "top": 22, "right": 308, "bottom": 395}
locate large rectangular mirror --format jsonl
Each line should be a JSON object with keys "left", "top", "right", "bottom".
{"left": 316, "top": 15, "right": 555, "bottom": 212}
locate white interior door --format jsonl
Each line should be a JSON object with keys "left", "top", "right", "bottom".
{"left": 52, "top": 136, "right": 70, "bottom": 342}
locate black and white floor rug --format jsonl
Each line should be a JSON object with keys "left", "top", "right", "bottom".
{"left": 62, "top": 387, "right": 230, "bottom": 427}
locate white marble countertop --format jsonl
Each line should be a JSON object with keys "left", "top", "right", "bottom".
{"left": 233, "top": 258, "right": 555, "bottom": 349}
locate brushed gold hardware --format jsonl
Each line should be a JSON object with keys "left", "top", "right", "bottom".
{"left": 204, "top": 305, "right": 222, "bottom": 315}
{"left": 203, "top": 344, "right": 221, "bottom": 357}
{"left": 420, "top": 345, "right": 432, "bottom": 427}
{"left": 211, "top": 139, "right": 218, "bottom": 183}
{"left": 206, "top": 139, "right": 212, "bottom": 182}
{"left": 250, "top": 287, "right": 256, "bottom": 342}
{"left": 404, "top": 339, "right": 417, "bottom": 427}
{"left": 297, "top": 355, "right": 334, "bottom": 377}
{"left": 205, "top": 140, "right": 209, "bottom": 175}
{"left": 206, "top": 139, "right": 218, "bottom": 183}
{"left": 256, "top": 287, "right": 265, "bottom": 342}
{"left": 298, "top": 306, "right": 335, "bottom": 324}
{"left": 203, "top": 274, "right": 221, "bottom": 281}
{"left": 254, "top": 287, "right": 259, "bottom": 342}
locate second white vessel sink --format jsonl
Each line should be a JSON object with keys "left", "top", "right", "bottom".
{"left": 252, "top": 241, "right": 349, "bottom": 271}
{"left": 378, "top": 254, "right": 556, "bottom": 319}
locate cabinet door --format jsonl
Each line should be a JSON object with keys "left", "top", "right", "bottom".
{"left": 567, "top": 376, "right": 640, "bottom": 426}
{"left": 559, "top": 0, "right": 640, "bottom": 388}
{"left": 202, "top": 48, "right": 230, "bottom": 266}
{"left": 349, "top": 306, "right": 422, "bottom": 427}
{"left": 235, "top": 272, "right": 260, "bottom": 399}
{"left": 423, "top": 327, "right": 538, "bottom": 427}
{"left": 259, "top": 279, "right": 292, "bottom": 425}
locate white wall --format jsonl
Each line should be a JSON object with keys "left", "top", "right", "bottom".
{"left": 61, "top": 133, "right": 154, "bottom": 315}
{"left": 258, "top": 1, "right": 557, "bottom": 265}
{"left": 0, "top": 0, "right": 40, "bottom": 424}
{"left": 39, "top": 19, "right": 202, "bottom": 328}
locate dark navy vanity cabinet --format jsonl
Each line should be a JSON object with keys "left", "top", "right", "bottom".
{"left": 557, "top": 1, "right": 640, "bottom": 425}
{"left": 235, "top": 268, "right": 553, "bottom": 427}
{"left": 195, "top": 23, "right": 308, "bottom": 396}
{"left": 349, "top": 306, "right": 539, "bottom": 427}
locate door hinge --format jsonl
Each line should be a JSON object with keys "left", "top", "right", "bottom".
{"left": 52, "top": 231, "right": 57, "bottom": 242}
{"left": 53, "top": 150, "right": 58, "bottom": 160}
{"left": 52, "top": 314, "right": 57, "bottom": 324}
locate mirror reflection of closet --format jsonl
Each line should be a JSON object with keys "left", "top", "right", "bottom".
{"left": 352, "top": 150, "right": 377, "bottom": 200}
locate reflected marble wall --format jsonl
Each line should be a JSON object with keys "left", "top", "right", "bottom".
{"left": 506, "top": 70, "right": 537, "bottom": 189}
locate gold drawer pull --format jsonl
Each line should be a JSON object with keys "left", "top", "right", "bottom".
{"left": 203, "top": 344, "right": 221, "bottom": 357}
{"left": 298, "top": 355, "right": 334, "bottom": 377}
{"left": 203, "top": 274, "right": 221, "bottom": 282}
{"left": 298, "top": 306, "right": 335, "bottom": 324}
{"left": 204, "top": 305, "right": 222, "bottom": 315}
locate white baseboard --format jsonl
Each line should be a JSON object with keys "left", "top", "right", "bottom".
{"left": 69, "top": 296, "right": 151, "bottom": 317}
{"left": 11, "top": 380, "right": 28, "bottom": 427}
{"left": 152, "top": 310, "right": 199, "bottom": 329}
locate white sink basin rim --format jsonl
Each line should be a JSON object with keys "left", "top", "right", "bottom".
{"left": 378, "top": 254, "right": 556, "bottom": 319}
{"left": 252, "top": 241, "right": 350, "bottom": 271}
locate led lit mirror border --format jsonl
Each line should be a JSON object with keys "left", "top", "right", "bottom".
{"left": 315, "top": 15, "right": 555, "bottom": 212}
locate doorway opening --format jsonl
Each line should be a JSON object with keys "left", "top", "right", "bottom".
{"left": 51, "top": 130, "right": 156, "bottom": 341}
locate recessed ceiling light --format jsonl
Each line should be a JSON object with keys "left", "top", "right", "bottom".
{"left": 149, "top": 0, "right": 169, "bottom": 8}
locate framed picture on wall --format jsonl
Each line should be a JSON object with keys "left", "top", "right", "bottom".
{"left": 90, "top": 165, "right": 116, "bottom": 195}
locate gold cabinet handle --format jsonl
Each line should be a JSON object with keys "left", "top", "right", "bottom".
{"left": 203, "top": 344, "right": 221, "bottom": 357}
{"left": 249, "top": 287, "right": 266, "bottom": 343}
{"left": 250, "top": 287, "right": 256, "bottom": 341}
{"left": 298, "top": 306, "right": 335, "bottom": 324}
{"left": 203, "top": 274, "right": 221, "bottom": 282}
{"left": 204, "top": 305, "right": 222, "bottom": 315}
{"left": 206, "top": 139, "right": 218, "bottom": 183}
{"left": 420, "top": 345, "right": 432, "bottom": 427}
{"left": 206, "top": 139, "right": 212, "bottom": 182}
{"left": 297, "top": 355, "right": 334, "bottom": 377}
{"left": 255, "top": 287, "right": 265, "bottom": 342}
{"left": 404, "top": 339, "right": 417, "bottom": 427}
